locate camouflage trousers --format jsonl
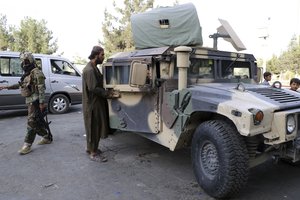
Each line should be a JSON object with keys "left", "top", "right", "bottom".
{"left": 24, "top": 104, "right": 50, "bottom": 144}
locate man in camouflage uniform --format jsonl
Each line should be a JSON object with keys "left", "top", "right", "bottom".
{"left": 0, "top": 52, "right": 52, "bottom": 154}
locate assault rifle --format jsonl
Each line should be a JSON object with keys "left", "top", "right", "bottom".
{"left": 32, "top": 100, "right": 53, "bottom": 141}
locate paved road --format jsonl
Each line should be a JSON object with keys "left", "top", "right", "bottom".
{"left": 1, "top": 105, "right": 300, "bottom": 200}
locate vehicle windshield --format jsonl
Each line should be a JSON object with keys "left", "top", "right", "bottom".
{"left": 221, "top": 60, "right": 251, "bottom": 80}
{"left": 172, "top": 57, "right": 254, "bottom": 84}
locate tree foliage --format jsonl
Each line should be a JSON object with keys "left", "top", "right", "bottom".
{"left": 9, "top": 17, "right": 58, "bottom": 54}
{"left": 101, "top": 0, "right": 154, "bottom": 56}
{"left": 0, "top": 14, "right": 12, "bottom": 51}
{"left": 73, "top": 55, "right": 88, "bottom": 65}
{"left": 0, "top": 15, "right": 58, "bottom": 54}
{"left": 267, "top": 35, "right": 300, "bottom": 75}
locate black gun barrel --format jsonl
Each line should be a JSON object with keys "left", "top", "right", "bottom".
{"left": 32, "top": 100, "right": 53, "bottom": 141}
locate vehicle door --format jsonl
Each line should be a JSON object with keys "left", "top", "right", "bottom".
{"left": 0, "top": 55, "right": 25, "bottom": 108}
{"left": 48, "top": 58, "right": 82, "bottom": 102}
{"left": 104, "top": 59, "right": 160, "bottom": 134}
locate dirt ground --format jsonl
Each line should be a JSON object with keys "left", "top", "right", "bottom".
{"left": 0, "top": 106, "right": 210, "bottom": 200}
{"left": 1, "top": 105, "right": 300, "bottom": 200}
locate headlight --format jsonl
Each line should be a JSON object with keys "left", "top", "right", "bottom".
{"left": 286, "top": 115, "right": 296, "bottom": 134}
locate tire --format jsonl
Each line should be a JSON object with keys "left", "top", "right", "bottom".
{"left": 49, "top": 94, "right": 70, "bottom": 114}
{"left": 191, "top": 120, "right": 249, "bottom": 199}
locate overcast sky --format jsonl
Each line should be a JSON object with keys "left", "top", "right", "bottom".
{"left": 1, "top": 0, "right": 299, "bottom": 61}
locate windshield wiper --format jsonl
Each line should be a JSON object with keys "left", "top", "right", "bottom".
{"left": 225, "top": 53, "right": 241, "bottom": 73}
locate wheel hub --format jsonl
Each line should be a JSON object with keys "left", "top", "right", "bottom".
{"left": 200, "top": 141, "right": 219, "bottom": 179}
{"left": 53, "top": 98, "right": 66, "bottom": 111}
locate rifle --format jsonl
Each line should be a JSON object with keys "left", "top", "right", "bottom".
{"left": 32, "top": 100, "right": 53, "bottom": 141}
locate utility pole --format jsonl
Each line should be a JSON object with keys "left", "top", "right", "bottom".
{"left": 258, "top": 17, "right": 271, "bottom": 73}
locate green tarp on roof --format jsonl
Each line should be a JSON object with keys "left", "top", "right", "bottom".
{"left": 131, "top": 3, "right": 203, "bottom": 49}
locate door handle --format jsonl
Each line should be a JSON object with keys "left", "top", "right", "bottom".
{"left": 70, "top": 84, "right": 80, "bottom": 91}
{"left": 51, "top": 80, "right": 58, "bottom": 83}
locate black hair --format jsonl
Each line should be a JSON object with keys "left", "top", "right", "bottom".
{"left": 88, "top": 46, "right": 104, "bottom": 60}
{"left": 263, "top": 71, "right": 272, "bottom": 78}
{"left": 290, "top": 78, "right": 300, "bottom": 85}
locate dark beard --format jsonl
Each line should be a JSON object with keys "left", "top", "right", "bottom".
{"left": 95, "top": 57, "right": 102, "bottom": 65}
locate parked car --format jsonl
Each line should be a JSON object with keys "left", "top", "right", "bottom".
{"left": 0, "top": 51, "right": 82, "bottom": 114}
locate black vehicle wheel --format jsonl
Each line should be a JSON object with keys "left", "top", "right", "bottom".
{"left": 191, "top": 120, "right": 249, "bottom": 199}
{"left": 49, "top": 94, "right": 70, "bottom": 114}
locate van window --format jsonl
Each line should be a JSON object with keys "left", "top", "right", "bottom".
{"left": 35, "top": 59, "right": 42, "bottom": 69}
{"left": 50, "top": 59, "right": 79, "bottom": 76}
{"left": 0, "top": 57, "right": 22, "bottom": 76}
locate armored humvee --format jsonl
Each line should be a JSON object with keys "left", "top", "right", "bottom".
{"left": 102, "top": 3, "right": 300, "bottom": 199}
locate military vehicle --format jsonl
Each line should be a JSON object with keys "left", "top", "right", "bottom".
{"left": 102, "top": 3, "right": 300, "bottom": 199}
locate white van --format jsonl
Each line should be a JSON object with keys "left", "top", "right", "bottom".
{"left": 0, "top": 51, "right": 82, "bottom": 114}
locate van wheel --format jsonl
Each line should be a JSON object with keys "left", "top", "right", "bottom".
{"left": 191, "top": 120, "right": 249, "bottom": 199}
{"left": 49, "top": 94, "right": 70, "bottom": 114}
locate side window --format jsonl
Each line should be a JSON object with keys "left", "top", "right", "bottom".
{"left": 50, "top": 59, "right": 79, "bottom": 76}
{"left": 105, "top": 63, "right": 130, "bottom": 85}
{"left": 105, "top": 66, "right": 113, "bottom": 85}
{"left": 35, "top": 58, "right": 42, "bottom": 69}
{"left": 0, "top": 57, "right": 22, "bottom": 76}
{"left": 115, "top": 65, "right": 130, "bottom": 84}
{"left": 189, "top": 58, "right": 214, "bottom": 78}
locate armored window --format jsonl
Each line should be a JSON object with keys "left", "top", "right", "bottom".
{"left": 221, "top": 60, "right": 251, "bottom": 79}
{"left": 115, "top": 64, "right": 130, "bottom": 84}
{"left": 0, "top": 57, "right": 22, "bottom": 76}
{"left": 106, "top": 63, "right": 130, "bottom": 85}
{"left": 105, "top": 66, "right": 113, "bottom": 85}
{"left": 189, "top": 58, "right": 214, "bottom": 79}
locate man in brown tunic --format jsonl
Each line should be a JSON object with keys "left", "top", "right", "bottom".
{"left": 82, "top": 46, "right": 110, "bottom": 162}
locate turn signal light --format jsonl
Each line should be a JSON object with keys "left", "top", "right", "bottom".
{"left": 249, "top": 108, "right": 264, "bottom": 125}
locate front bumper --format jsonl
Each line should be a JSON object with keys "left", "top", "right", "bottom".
{"left": 263, "top": 108, "right": 300, "bottom": 145}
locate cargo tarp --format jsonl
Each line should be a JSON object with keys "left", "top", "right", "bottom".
{"left": 131, "top": 3, "right": 203, "bottom": 49}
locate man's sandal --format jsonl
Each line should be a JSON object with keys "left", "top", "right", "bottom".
{"left": 90, "top": 154, "right": 107, "bottom": 162}
{"left": 86, "top": 149, "right": 102, "bottom": 154}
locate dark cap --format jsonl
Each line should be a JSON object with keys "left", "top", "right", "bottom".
{"left": 88, "top": 45, "right": 104, "bottom": 60}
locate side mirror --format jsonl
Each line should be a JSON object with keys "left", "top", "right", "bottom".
{"left": 130, "top": 61, "right": 148, "bottom": 87}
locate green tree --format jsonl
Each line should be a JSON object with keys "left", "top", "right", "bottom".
{"left": 267, "top": 55, "right": 281, "bottom": 74}
{"left": 0, "top": 14, "right": 12, "bottom": 50}
{"left": 73, "top": 55, "right": 88, "bottom": 65}
{"left": 266, "top": 35, "right": 300, "bottom": 75}
{"left": 9, "top": 17, "right": 58, "bottom": 54}
{"left": 101, "top": 0, "right": 154, "bottom": 56}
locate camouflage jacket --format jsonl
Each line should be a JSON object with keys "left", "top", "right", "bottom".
{"left": 8, "top": 68, "right": 46, "bottom": 104}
